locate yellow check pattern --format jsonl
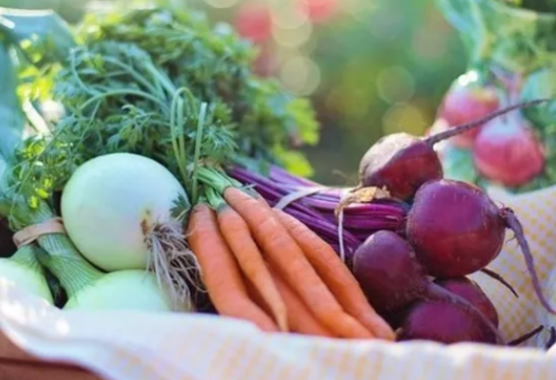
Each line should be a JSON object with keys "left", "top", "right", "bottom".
{"left": 0, "top": 185, "right": 555, "bottom": 380}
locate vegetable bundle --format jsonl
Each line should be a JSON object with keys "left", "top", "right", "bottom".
{"left": 0, "top": 5, "right": 393, "bottom": 340}
{"left": 0, "top": 3, "right": 554, "bottom": 348}
{"left": 229, "top": 97, "right": 555, "bottom": 345}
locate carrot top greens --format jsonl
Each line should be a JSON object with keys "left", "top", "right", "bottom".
{"left": 0, "top": 6, "right": 319, "bottom": 225}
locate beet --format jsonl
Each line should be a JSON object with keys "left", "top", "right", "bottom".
{"left": 398, "top": 300, "right": 500, "bottom": 344}
{"left": 352, "top": 230, "right": 429, "bottom": 313}
{"left": 397, "top": 283, "right": 502, "bottom": 345}
{"left": 406, "top": 179, "right": 556, "bottom": 314}
{"left": 434, "top": 277, "right": 499, "bottom": 327}
{"left": 473, "top": 113, "right": 544, "bottom": 187}
{"left": 437, "top": 70, "right": 500, "bottom": 148}
{"left": 359, "top": 99, "right": 547, "bottom": 201}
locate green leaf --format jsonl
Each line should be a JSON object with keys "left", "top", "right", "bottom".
{"left": 436, "top": 0, "right": 556, "bottom": 73}
{"left": 0, "top": 7, "right": 76, "bottom": 66}
{"left": 0, "top": 41, "right": 24, "bottom": 164}
{"left": 439, "top": 144, "right": 479, "bottom": 183}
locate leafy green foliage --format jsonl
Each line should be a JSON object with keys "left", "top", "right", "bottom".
{"left": 437, "top": 0, "right": 556, "bottom": 73}
{"left": 0, "top": 8, "right": 75, "bottom": 67}
{"left": 0, "top": 41, "right": 23, "bottom": 164}
{"left": 3, "top": 5, "right": 320, "bottom": 218}
{"left": 79, "top": 8, "right": 319, "bottom": 171}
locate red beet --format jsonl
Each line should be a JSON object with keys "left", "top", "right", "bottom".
{"left": 473, "top": 114, "right": 544, "bottom": 187}
{"left": 398, "top": 300, "right": 499, "bottom": 344}
{"left": 437, "top": 70, "right": 500, "bottom": 148}
{"left": 352, "top": 230, "right": 429, "bottom": 313}
{"left": 359, "top": 100, "right": 547, "bottom": 201}
{"left": 397, "top": 283, "right": 503, "bottom": 345}
{"left": 406, "top": 179, "right": 556, "bottom": 314}
{"left": 434, "top": 277, "right": 499, "bottom": 327}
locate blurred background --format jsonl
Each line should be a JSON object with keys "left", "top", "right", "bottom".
{"left": 0, "top": 0, "right": 468, "bottom": 184}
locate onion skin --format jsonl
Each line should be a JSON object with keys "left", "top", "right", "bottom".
{"left": 61, "top": 153, "right": 187, "bottom": 272}
{"left": 64, "top": 270, "right": 179, "bottom": 311}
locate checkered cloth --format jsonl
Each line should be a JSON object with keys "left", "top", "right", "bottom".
{"left": 1, "top": 185, "right": 555, "bottom": 380}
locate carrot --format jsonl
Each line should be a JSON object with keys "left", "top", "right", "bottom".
{"left": 223, "top": 187, "right": 373, "bottom": 339}
{"left": 274, "top": 209, "right": 395, "bottom": 341}
{"left": 187, "top": 204, "right": 278, "bottom": 333}
{"left": 245, "top": 266, "right": 334, "bottom": 338}
{"left": 217, "top": 204, "right": 288, "bottom": 332}
{"left": 269, "top": 267, "right": 335, "bottom": 338}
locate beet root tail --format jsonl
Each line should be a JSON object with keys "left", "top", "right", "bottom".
{"left": 480, "top": 268, "right": 519, "bottom": 298}
{"left": 501, "top": 207, "right": 556, "bottom": 315}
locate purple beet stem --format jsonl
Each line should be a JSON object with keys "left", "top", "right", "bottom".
{"left": 228, "top": 165, "right": 408, "bottom": 256}
{"left": 501, "top": 208, "right": 556, "bottom": 314}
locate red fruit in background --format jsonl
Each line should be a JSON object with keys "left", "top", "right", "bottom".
{"left": 298, "top": 0, "right": 338, "bottom": 23}
{"left": 234, "top": 2, "right": 272, "bottom": 44}
{"left": 437, "top": 71, "right": 501, "bottom": 148}
{"left": 473, "top": 114, "right": 544, "bottom": 187}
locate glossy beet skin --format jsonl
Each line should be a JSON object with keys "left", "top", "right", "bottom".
{"left": 352, "top": 231, "right": 429, "bottom": 313}
{"left": 359, "top": 134, "right": 442, "bottom": 201}
{"left": 397, "top": 283, "right": 502, "bottom": 345}
{"left": 435, "top": 277, "right": 499, "bottom": 327}
{"left": 406, "top": 180, "right": 506, "bottom": 278}
{"left": 437, "top": 71, "right": 500, "bottom": 148}
{"left": 359, "top": 100, "right": 546, "bottom": 201}
{"left": 473, "top": 114, "right": 544, "bottom": 187}
{"left": 397, "top": 300, "right": 500, "bottom": 344}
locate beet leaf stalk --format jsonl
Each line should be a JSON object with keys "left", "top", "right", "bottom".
{"left": 227, "top": 165, "right": 408, "bottom": 260}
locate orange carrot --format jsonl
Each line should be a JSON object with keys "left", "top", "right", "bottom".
{"left": 274, "top": 209, "right": 395, "bottom": 341}
{"left": 187, "top": 204, "right": 278, "bottom": 333}
{"left": 245, "top": 266, "right": 334, "bottom": 338}
{"left": 217, "top": 205, "right": 288, "bottom": 332}
{"left": 223, "top": 187, "right": 373, "bottom": 339}
{"left": 269, "top": 267, "right": 335, "bottom": 338}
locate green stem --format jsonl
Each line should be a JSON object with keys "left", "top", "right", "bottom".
{"left": 79, "top": 89, "right": 169, "bottom": 113}
{"left": 468, "top": 0, "right": 492, "bottom": 65}
{"left": 145, "top": 63, "right": 177, "bottom": 96}
{"left": 191, "top": 103, "right": 208, "bottom": 205}
{"left": 10, "top": 245, "right": 42, "bottom": 270}
{"left": 204, "top": 186, "right": 227, "bottom": 211}
{"left": 102, "top": 56, "right": 161, "bottom": 96}
{"left": 12, "top": 199, "right": 103, "bottom": 299}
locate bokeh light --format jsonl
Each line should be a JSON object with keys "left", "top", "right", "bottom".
{"left": 279, "top": 55, "right": 321, "bottom": 96}
{"left": 382, "top": 103, "right": 428, "bottom": 136}
{"left": 204, "top": 0, "right": 239, "bottom": 9}
{"left": 377, "top": 66, "right": 416, "bottom": 104}
{"left": 272, "top": 20, "right": 313, "bottom": 48}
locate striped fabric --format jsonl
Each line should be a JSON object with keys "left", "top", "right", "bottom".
{"left": 0, "top": 185, "right": 555, "bottom": 380}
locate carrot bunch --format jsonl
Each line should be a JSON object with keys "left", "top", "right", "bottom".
{"left": 187, "top": 168, "right": 394, "bottom": 340}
